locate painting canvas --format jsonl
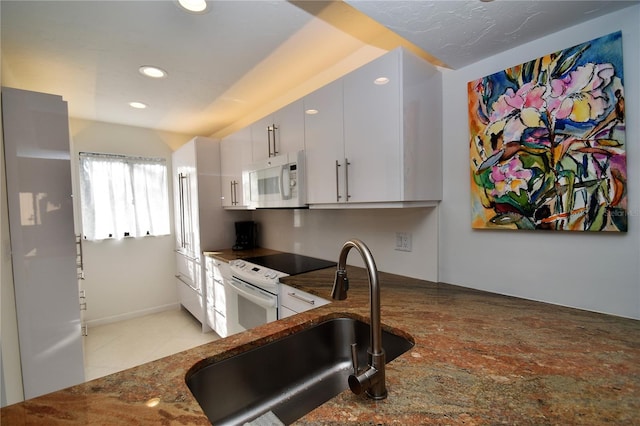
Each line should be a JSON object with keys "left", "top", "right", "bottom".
{"left": 468, "top": 31, "right": 626, "bottom": 231}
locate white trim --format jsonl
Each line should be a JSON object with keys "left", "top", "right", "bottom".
{"left": 84, "top": 303, "right": 180, "bottom": 328}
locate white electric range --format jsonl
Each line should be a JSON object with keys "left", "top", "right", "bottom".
{"left": 226, "top": 253, "right": 335, "bottom": 334}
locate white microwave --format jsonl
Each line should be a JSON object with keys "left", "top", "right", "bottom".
{"left": 245, "top": 150, "right": 306, "bottom": 208}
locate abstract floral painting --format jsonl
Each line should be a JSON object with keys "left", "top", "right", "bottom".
{"left": 468, "top": 31, "right": 626, "bottom": 232}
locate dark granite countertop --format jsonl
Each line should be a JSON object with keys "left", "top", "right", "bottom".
{"left": 3, "top": 263, "right": 639, "bottom": 425}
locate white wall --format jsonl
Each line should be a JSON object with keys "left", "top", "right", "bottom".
{"left": 70, "top": 118, "right": 194, "bottom": 325}
{"left": 255, "top": 207, "right": 439, "bottom": 282}
{"left": 439, "top": 6, "right": 640, "bottom": 319}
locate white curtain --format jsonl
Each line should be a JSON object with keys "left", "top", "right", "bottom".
{"left": 79, "top": 153, "right": 170, "bottom": 240}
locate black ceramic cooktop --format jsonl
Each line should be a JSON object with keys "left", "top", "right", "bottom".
{"left": 242, "top": 253, "right": 336, "bottom": 276}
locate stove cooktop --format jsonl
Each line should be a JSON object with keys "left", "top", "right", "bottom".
{"left": 242, "top": 253, "right": 336, "bottom": 276}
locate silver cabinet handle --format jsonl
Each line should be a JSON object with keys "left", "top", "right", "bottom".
{"left": 267, "top": 124, "right": 278, "bottom": 157}
{"left": 76, "top": 234, "right": 84, "bottom": 270}
{"left": 287, "top": 291, "right": 315, "bottom": 305}
{"left": 230, "top": 180, "right": 238, "bottom": 205}
{"left": 178, "top": 173, "right": 188, "bottom": 249}
{"left": 266, "top": 125, "right": 272, "bottom": 157}
{"left": 234, "top": 180, "right": 238, "bottom": 205}
{"left": 174, "top": 250, "right": 200, "bottom": 262}
{"left": 272, "top": 124, "right": 279, "bottom": 157}
{"left": 335, "top": 160, "right": 342, "bottom": 202}
{"left": 345, "top": 158, "right": 351, "bottom": 201}
{"left": 79, "top": 290, "right": 87, "bottom": 310}
{"left": 175, "top": 274, "right": 198, "bottom": 291}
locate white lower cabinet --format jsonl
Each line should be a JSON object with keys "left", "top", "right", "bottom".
{"left": 279, "top": 284, "right": 329, "bottom": 319}
{"left": 176, "top": 251, "right": 205, "bottom": 326}
{"left": 205, "top": 256, "right": 231, "bottom": 337}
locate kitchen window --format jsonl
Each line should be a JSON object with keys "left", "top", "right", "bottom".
{"left": 78, "top": 152, "right": 170, "bottom": 240}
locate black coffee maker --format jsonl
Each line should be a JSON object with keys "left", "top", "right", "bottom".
{"left": 233, "top": 221, "right": 256, "bottom": 251}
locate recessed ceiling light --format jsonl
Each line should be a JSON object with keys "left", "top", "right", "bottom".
{"left": 305, "top": 109, "right": 319, "bottom": 115}
{"left": 374, "top": 77, "right": 390, "bottom": 85}
{"left": 177, "top": 0, "right": 208, "bottom": 13}
{"left": 139, "top": 66, "right": 167, "bottom": 79}
{"left": 129, "top": 102, "right": 147, "bottom": 109}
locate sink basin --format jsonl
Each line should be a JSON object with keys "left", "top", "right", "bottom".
{"left": 185, "top": 317, "right": 414, "bottom": 425}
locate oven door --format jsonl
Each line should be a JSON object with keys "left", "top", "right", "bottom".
{"left": 226, "top": 276, "right": 278, "bottom": 335}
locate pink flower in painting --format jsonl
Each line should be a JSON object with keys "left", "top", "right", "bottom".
{"left": 489, "top": 156, "right": 533, "bottom": 198}
{"left": 547, "top": 63, "right": 615, "bottom": 122}
{"left": 485, "top": 63, "right": 617, "bottom": 143}
{"left": 486, "top": 82, "right": 547, "bottom": 142}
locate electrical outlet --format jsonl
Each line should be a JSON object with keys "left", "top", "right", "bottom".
{"left": 395, "top": 232, "right": 412, "bottom": 252}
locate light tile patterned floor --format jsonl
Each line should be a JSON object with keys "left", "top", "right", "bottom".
{"left": 83, "top": 308, "right": 219, "bottom": 381}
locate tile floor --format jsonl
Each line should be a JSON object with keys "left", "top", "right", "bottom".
{"left": 83, "top": 307, "right": 219, "bottom": 381}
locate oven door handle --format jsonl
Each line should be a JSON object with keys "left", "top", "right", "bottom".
{"left": 228, "top": 279, "right": 277, "bottom": 308}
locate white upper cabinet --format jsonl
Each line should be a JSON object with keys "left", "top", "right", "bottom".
{"left": 343, "top": 50, "right": 402, "bottom": 203}
{"left": 306, "top": 48, "right": 443, "bottom": 207}
{"left": 251, "top": 99, "right": 305, "bottom": 161}
{"left": 304, "top": 79, "right": 346, "bottom": 204}
{"left": 220, "top": 127, "right": 252, "bottom": 209}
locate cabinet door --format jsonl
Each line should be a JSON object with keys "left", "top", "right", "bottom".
{"left": 343, "top": 51, "right": 402, "bottom": 203}
{"left": 273, "top": 98, "right": 305, "bottom": 156}
{"left": 251, "top": 99, "right": 305, "bottom": 161}
{"left": 279, "top": 284, "right": 329, "bottom": 316}
{"left": 304, "top": 79, "right": 345, "bottom": 204}
{"left": 250, "top": 114, "right": 274, "bottom": 162}
{"left": 2, "top": 88, "right": 85, "bottom": 398}
{"left": 220, "top": 128, "right": 252, "bottom": 207}
{"left": 172, "top": 141, "right": 198, "bottom": 254}
{"left": 204, "top": 257, "right": 216, "bottom": 329}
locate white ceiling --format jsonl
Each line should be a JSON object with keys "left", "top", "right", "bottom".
{"left": 1, "top": 0, "right": 637, "bottom": 138}
{"left": 346, "top": 0, "right": 638, "bottom": 69}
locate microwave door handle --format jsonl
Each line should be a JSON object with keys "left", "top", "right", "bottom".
{"left": 280, "top": 165, "right": 292, "bottom": 200}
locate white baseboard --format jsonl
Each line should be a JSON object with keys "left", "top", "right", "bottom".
{"left": 84, "top": 303, "right": 180, "bottom": 328}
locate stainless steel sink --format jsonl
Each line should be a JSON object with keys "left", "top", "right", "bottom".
{"left": 185, "top": 317, "right": 414, "bottom": 425}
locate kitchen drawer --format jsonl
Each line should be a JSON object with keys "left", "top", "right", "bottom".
{"left": 215, "top": 310, "right": 229, "bottom": 338}
{"left": 207, "top": 257, "right": 229, "bottom": 283}
{"left": 207, "top": 305, "right": 229, "bottom": 338}
{"left": 213, "top": 279, "right": 226, "bottom": 315}
{"left": 279, "top": 305, "right": 297, "bottom": 319}
{"left": 177, "top": 278, "right": 204, "bottom": 323}
{"left": 176, "top": 252, "right": 201, "bottom": 291}
{"left": 279, "top": 284, "right": 329, "bottom": 316}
